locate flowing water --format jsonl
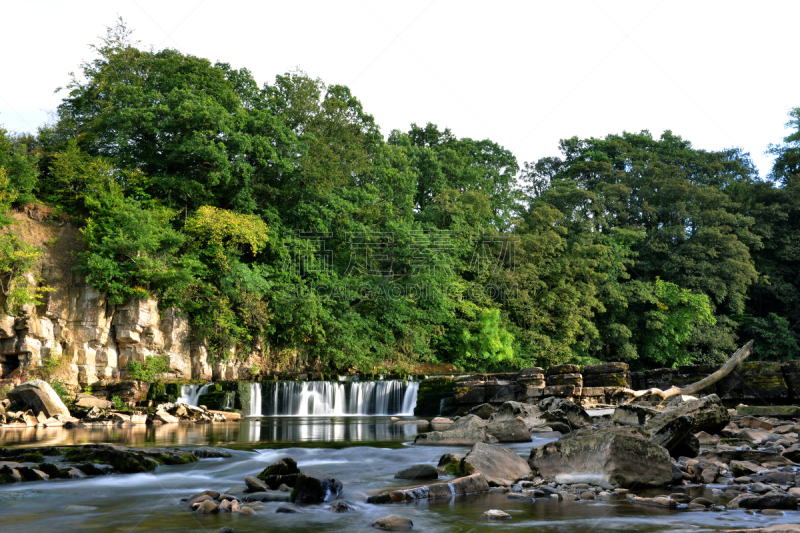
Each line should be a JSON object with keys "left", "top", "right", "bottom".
{"left": 176, "top": 383, "right": 212, "bottom": 407}
{"left": 255, "top": 380, "right": 419, "bottom": 416}
{"left": 1, "top": 382, "right": 798, "bottom": 532}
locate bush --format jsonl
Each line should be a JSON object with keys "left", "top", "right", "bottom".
{"left": 49, "top": 380, "right": 72, "bottom": 406}
{"left": 126, "top": 355, "right": 170, "bottom": 382}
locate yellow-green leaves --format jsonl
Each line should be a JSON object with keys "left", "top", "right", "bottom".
{"left": 184, "top": 206, "right": 268, "bottom": 269}
{"left": 0, "top": 233, "right": 51, "bottom": 314}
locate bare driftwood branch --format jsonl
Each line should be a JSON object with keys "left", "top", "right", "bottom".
{"left": 622, "top": 340, "right": 754, "bottom": 404}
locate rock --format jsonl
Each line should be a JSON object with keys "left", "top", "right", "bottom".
{"left": 630, "top": 496, "right": 678, "bottom": 508}
{"left": 483, "top": 509, "right": 512, "bottom": 520}
{"left": 738, "top": 492, "right": 798, "bottom": 510}
{"left": 152, "top": 411, "right": 179, "bottom": 424}
{"left": 547, "top": 364, "right": 580, "bottom": 375}
{"left": 413, "top": 427, "right": 499, "bottom": 446}
{"left": 239, "top": 505, "right": 255, "bottom": 516}
{"left": 430, "top": 417, "right": 452, "bottom": 425}
{"left": 782, "top": 445, "right": 800, "bottom": 462}
{"left": 367, "top": 473, "right": 489, "bottom": 504}
{"left": 74, "top": 393, "right": 113, "bottom": 409}
{"left": 464, "top": 442, "right": 532, "bottom": 486}
{"left": 484, "top": 418, "right": 532, "bottom": 443}
{"left": 583, "top": 362, "right": 629, "bottom": 374}
{"left": 699, "top": 448, "right": 793, "bottom": 467}
{"left": 467, "top": 403, "right": 497, "bottom": 420}
{"left": 739, "top": 416, "right": 773, "bottom": 431}
{"left": 198, "top": 500, "right": 219, "bottom": 514}
{"left": 735, "top": 428, "right": 773, "bottom": 443}
{"left": 244, "top": 475, "right": 268, "bottom": 492}
{"left": 62, "top": 444, "right": 196, "bottom": 473}
{"left": 290, "top": 469, "right": 342, "bottom": 504}
{"left": 538, "top": 397, "right": 592, "bottom": 428}
{"left": 437, "top": 453, "right": 464, "bottom": 469}
{"left": 328, "top": 501, "right": 355, "bottom": 512}
{"left": 646, "top": 394, "right": 730, "bottom": 435}
{"left": 613, "top": 404, "right": 660, "bottom": 426}
{"left": 528, "top": 428, "right": 672, "bottom": 488}
{"left": 736, "top": 405, "right": 800, "bottom": 418}
{"left": 372, "top": 515, "right": 413, "bottom": 531}
{"left": 695, "top": 431, "right": 720, "bottom": 446}
{"left": 489, "top": 401, "right": 541, "bottom": 422}
{"left": 649, "top": 415, "right": 700, "bottom": 458}
{"left": 7, "top": 380, "right": 70, "bottom": 418}
{"left": 394, "top": 464, "right": 438, "bottom": 480}
{"left": 212, "top": 528, "right": 235, "bottom": 533}
{"left": 256, "top": 456, "right": 300, "bottom": 489}
{"left": 449, "top": 414, "right": 486, "bottom": 430}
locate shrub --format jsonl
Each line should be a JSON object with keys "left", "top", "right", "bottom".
{"left": 126, "top": 355, "right": 170, "bottom": 382}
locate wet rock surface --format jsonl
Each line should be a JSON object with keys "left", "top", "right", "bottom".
{"left": 0, "top": 443, "right": 222, "bottom": 482}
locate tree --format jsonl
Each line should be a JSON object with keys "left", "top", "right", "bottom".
{"left": 56, "top": 20, "right": 299, "bottom": 214}
{"left": 457, "top": 308, "right": 514, "bottom": 370}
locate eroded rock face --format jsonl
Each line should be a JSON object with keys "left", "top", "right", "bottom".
{"left": 528, "top": 428, "right": 672, "bottom": 488}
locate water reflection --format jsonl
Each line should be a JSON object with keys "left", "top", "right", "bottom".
{"left": 0, "top": 416, "right": 421, "bottom": 449}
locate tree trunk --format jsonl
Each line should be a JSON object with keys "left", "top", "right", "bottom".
{"left": 623, "top": 340, "right": 754, "bottom": 404}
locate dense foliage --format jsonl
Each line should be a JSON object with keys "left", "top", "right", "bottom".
{"left": 1, "top": 21, "right": 798, "bottom": 371}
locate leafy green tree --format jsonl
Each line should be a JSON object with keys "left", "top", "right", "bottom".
{"left": 0, "top": 127, "right": 39, "bottom": 207}
{"left": 456, "top": 308, "right": 514, "bottom": 370}
{"left": 56, "top": 21, "right": 299, "bottom": 214}
{"left": 640, "top": 278, "right": 715, "bottom": 367}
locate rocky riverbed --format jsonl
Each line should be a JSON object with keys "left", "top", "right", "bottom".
{"left": 1, "top": 379, "right": 799, "bottom": 532}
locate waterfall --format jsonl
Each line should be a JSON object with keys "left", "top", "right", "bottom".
{"left": 249, "top": 381, "right": 262, "bottom": 416}
{"left": 401, "top": 381, "right": 419, "bottom": 415}
{"left": 177, "top": 383, "right": 212, "bottom": 406}
{"left": 255, "top": 380, "right": 419, "bottom": 416}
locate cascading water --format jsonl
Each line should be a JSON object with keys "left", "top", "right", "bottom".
{"left": 176, "top": 383, "right": 212, "bottom": 406}
{"left": 250, "top": 380, "right": 419, "bottom": 416}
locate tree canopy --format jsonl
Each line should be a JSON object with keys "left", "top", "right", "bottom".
{"left": 2, "top": 20, "right": 798, "bottom": 371}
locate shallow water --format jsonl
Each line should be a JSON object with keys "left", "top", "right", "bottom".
{"left": 1, "top": 417, "right": 798, "bottom": 532}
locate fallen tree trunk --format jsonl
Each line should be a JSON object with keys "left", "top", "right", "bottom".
{"left": 622, "top": 340, "right": 754, "bottom": 405}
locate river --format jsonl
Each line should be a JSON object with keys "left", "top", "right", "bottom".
{"left": 0, "top": 417, "right": 797, "bottom": 532}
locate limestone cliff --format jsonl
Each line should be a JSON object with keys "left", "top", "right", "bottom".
{"left": 0, "top": 209, "right": 257, "bottom": 389}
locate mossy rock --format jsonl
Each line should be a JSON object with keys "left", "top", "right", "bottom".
{"left": 415, "top": 377, "right": 455, "bottom": 416}
{"left": 197, "top": 390, "right": 228, "bottom": 410}
{"left": 444, "top": 458, "right": 474, "bottom": 477}
{"left": 21, "top": 452, "right": 44, "bottom": 463}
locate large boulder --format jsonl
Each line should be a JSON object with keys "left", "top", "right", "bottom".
{"left": 290, "top": 469, "right": 343, "bottom": 504}
{"left": 448, "top": 414, "right": 486, "bottom": 430}
{"left": 528, "top": 428, "right": 672, "bottom": 488}
{"left": 645, "top": 394, "right": 729, "bottom": 435}
{"left": 467, "top": 403, "right": 497, "bottom": 420}
{"left": 7, "top": 380, "right": 70, "bottom": 418}
{"left": 463, "top": 442, "right": 532, "bottom": 485}
{"left": 489, "top": 401, "right": 541, "bottom": 422}
{"left": 413, "top": 427, "right": 498, "bottom": 446}
{"left": 484, "top": 419, "right": 531, "bottom": 443}
{"left": 538, "top": 397, "right": 591, "bottom": 429}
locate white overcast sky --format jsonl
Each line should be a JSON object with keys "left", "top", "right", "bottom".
{"left": 1, "top": 1, "right": 798, "bottom": 178}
